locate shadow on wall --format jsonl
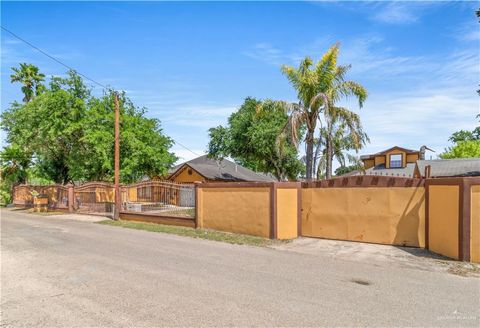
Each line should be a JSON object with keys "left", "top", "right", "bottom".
{"left": 393, "top": 187, "right": 425, "bottom": 247}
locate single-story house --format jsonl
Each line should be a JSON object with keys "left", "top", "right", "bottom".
{"left": 168, "top": 155, "right": 276, "bottom": 183}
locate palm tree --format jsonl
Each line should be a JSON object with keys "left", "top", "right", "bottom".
{"left": 315, "top": 112, "right": 369, "bottom": 179}
{"left": 280, "top": 43, "right": 367, "bottom": 180}
{"left": 10, "top": 63, "right": 46, "bottom": 102}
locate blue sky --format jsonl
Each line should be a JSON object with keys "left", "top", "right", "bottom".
{"left": 1, "top": 1, "right": 479, "bottom": 165}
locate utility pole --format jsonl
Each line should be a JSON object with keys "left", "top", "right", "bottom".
{"left": 114, "top": 93, "right": 121, "bottom": 220}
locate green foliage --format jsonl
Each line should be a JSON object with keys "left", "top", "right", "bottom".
{"left": 0, "top": 144, "right": 31, "bottom": 185}
{"left": 0, "top": 189, "right": 11, "bottom": 206}
{"left": 280, "top": 43, "right": 368, "bottom": 179}
{"left": 334, "top": 163, "right": 362, "bottom": 176}
{"left": 448, "top": 127, "right": 480, "bottom": 143}
{"left": 10, "top": 63, "right": 46, "bottom": 102}
{"left": 440, "top": 117, "right": 480, "bottom": 159}
{"left": 208, "top": 98, "right": 304, "bottom": 181}
{"left": 0, "top": 145, "right": 32, "bottom": 205}
{"left": 440, "top": 141, "right": 480, "bottom": 159}
{"left": 1, "top": 64, "right": 177, "bottom": 184}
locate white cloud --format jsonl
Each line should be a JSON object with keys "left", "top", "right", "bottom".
{"left": 340, "top": 35, "right": 428, "bottom": 77}
{"left": 246, "top": 30, "right": 479, "bottom": 163}
{"left": 154, "top": 105, "right": 236, "bottom": 128}
{"left": 371, "top": 2, "right": 420, "bottom": 24}
{"left": 453, "top": 20, "right": 480, "bottom": 42}
{"left": 243, "top": 43, "right": 293, "bottom": 66}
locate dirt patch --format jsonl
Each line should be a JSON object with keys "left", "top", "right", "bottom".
{"left": 445, "top": 262, "right": 480, "bottom": 277}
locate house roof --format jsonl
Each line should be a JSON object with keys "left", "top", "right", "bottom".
{"left": 417, "top": 158, "right": 480, "bottom": 178}
{"left": 168, "top": 155, "right": 276, "bottom": 182}
{"left": 341, "top": 163, "right": 416, "bottom": 177}
{"left": 360, "top": 146, "right": 418, "bottom": 160}
{"left": 363, "top": 162, "right": 417, "bottom": 178}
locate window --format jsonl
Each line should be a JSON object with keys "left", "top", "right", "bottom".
{"left": 390, "top": 154, "right": 402, "bottom": 168}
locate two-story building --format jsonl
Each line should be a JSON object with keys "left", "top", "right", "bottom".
{"left": 355, "top": 146, "right": 480, "bottom": 178}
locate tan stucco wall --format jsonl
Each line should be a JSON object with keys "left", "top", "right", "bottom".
{"left": 173, "top": 166, "right": 206, "bottom": 183}
{"left": 406, "top": 153, "right": 419, "bottom": 163}
{"left": 302, "top": 187, "right": 425, "bottom": 247}
{"left": 428, "top": 185, "right": 459, "bottom": 259}
{"left": 363, "top": 159, "right": 375, "bottom": 169}
{"left": 276, "top": 188, "right": 298, "bottom": 239}
{"left": 374, "top": 155, "right": 386, "bottom": 166}
{"left": 385, "top": 150, "right": 406, "bottom": 168}
{"left": 471, "top": 185, "right": 480, "bottom": 263}
{"left": 198, "top": 187, "right": 271, "bottom": 237}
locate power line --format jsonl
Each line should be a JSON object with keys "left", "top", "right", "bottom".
{"left": 1, "top": 26, "right": 108, "bottom": 90}
{"left": 1, "top": 25, "right": 201, "bottom": 158}
{"left": 174, "top": 141, "right": 202, "bottom": 157}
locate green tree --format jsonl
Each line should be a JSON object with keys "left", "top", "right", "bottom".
{"left": 10, "top": 63, "right": 46, "bottom": 102}
{"left": 80, "top": 91, "right": 177, "bottom": 183}
{"left": 280, "top": 44, "right": 367, "bottom": 180}
{"left": 2, "top": 70, "right": 90, "bottom": 183}
{"left": 334, "top": 162, "right": 363, "bottom": 176}
{"left": 2, "top": 66, "right": 177, "bottom": 184}
{"left": 0, "top": 145, "right": 31, "bottom": 185}
{"left": 0, "top": 145, "right": 32, "bottom": 205}
{"left": 316, "top": 119, "right": 368, "bottom": 179}
{"left": 318, "top": 106, "right": 368, "bottom": 179}
{"left": 440, "top": 141, "right": 480, "bottom": 159}
{"left": 208, "top": 98, "right": 303, "bottom": 181}
{"left": 440, "top": 117, "right": 480, "bottom": 159}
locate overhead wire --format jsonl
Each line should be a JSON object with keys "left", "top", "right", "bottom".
{"left": 1, "top": 26, "right": 201, "bottom": 158}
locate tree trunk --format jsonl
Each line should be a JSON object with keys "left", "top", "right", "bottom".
{"left": 325, "top": 137, "right": 333, "bottom": 179}
{"left": 305, "top": 129, "right": 315, "bottom": 180}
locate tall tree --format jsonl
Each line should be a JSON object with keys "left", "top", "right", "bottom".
{"left": 10, "top": 63, "right": 46, "bottom": 102}
{"left": 319, "top": 106, "right": 368, "bottom": 179}
{"left": 316, "top": 116, "right": 369, "bottom": 179}
{"left": 2, "top": 66, "right": 176, "bottom": 184}
{"left": 208, "top": 98, "right": 303, "bottom": 181}
{"left": 280, "top": 44, "right": 367, "bottom": 180}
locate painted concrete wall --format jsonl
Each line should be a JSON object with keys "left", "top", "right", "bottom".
{"left": 428, "top": 185, "right": 459, "bottom": 260}
{"left": 302, "top": 187, "right": 425, "bottom": 247}
{"left": 197, "top": 187, "right": 271, "bottom": 238}
{"left": 276, "top": 188, "right": 298, "bottom": 240}
{"left": 471, "top": 185, "right": 480, "bottom": 263}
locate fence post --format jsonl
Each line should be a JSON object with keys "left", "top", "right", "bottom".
{"left": 194, "top": 182, "right": 201, "bottom": 229}
{"left": 67, "top": 184, "right": 75, "bottom": 213}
